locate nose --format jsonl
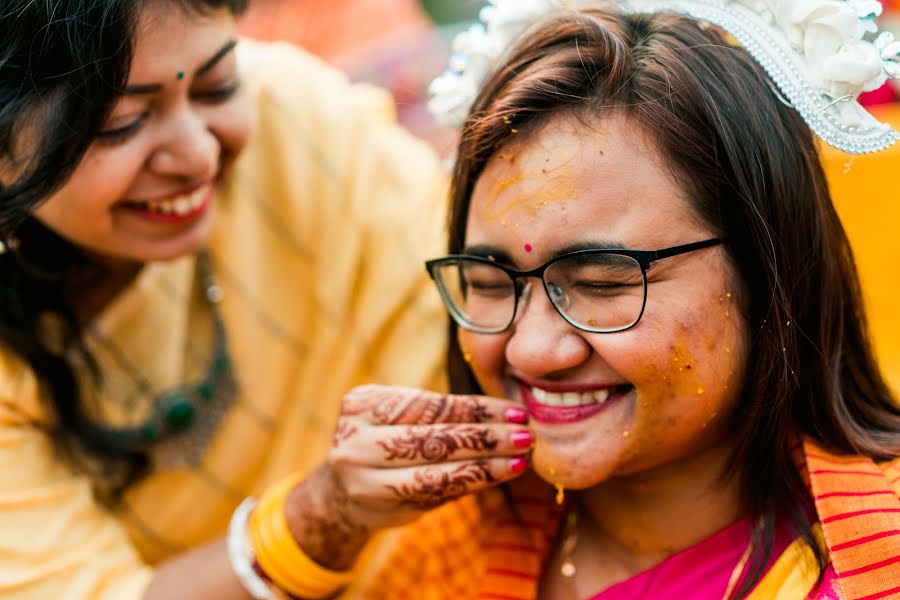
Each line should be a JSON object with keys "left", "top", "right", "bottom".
{"left": 505, "top": 277, "right": 591, "bottom": 377}
{"left": 147, "top": 106, "right": 220, "bottom": 181}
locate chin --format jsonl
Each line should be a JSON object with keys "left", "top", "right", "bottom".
{"left": 128, "top": 211, "right": 215, "bottom": 262}
{"left": 531, "top": 439, "right": 617, "bottom": 490}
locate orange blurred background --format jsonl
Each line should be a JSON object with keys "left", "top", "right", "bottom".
{"left": 821, "top": 105, "right": 900, "bottom": 396}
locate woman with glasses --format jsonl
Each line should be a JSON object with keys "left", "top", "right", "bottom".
{"left": 268, "top": 3, "right": 900, "bottom": 599}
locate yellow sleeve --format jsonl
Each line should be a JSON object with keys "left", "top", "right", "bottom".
{"left": 328, "top": 75, "right": 450, "bottom": 394}
{"left": 229, "top": 40, "right": 450, "bottom": 409}
{"left": 0, "top": 351, "right": 153, "bottom": 600}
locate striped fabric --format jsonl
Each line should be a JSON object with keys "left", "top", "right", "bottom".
{"left": 351, "top": 442, "right": 900, "bottom": 599}
{"left": 804, "top": 440, "right": 900, "bottom": 600}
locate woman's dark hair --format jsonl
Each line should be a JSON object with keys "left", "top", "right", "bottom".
{"left": 0, "top": 0, "right": 246, "bottom": 494}
{"left": 444, "top": 8, "right": 900, "bottom": 596}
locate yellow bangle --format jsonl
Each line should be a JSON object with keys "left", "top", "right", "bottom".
{"left": 249, "top": 473, "right": 353, "bottom": 599}
{"left": 251, "top": 476, "right": 344, "bottom": 598}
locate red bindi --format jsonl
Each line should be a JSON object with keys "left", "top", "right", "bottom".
{"left": 524, "top": 243, "right": 532, "bottom": 252}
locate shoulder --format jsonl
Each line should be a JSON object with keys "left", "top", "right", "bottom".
{"left": 236, "top": 39, "right": 397, "bottom": 136}
{"left": 220, "top": 39, "right": 445, "bottom": 251}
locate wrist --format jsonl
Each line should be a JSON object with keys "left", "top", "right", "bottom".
{"left": 232, "top": 468, "right": 362, "bottom": 599}
{"left": 284, "top": 465, "right": 370, "bottom": 571}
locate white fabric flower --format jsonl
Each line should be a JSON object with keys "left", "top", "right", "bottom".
{"left": 480, "top": 0, "right": 564, "bottom": 48}
{"left": 428, "top": 0, "right": 563, "bottom": 128}
{"left": 875, "top": 31, "right": 900, "bottom": 78}
{"left": 428, "top": 71, "right": 480, "bottom": 128}
{"left": 452, "top": 24, "right": 502, "bottom": 85}
{"left": 785, "top": 0, "right": 885, "bottom": 99}
{"left": 821, "top": 40, "right": 886, "bottom": 94}
{"left": 847, "top": 0, "right": 883, "bottom": 34}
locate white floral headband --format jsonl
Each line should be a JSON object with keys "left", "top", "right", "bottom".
{"left": 428, "top": 0, "right": 900, "bottom": 153}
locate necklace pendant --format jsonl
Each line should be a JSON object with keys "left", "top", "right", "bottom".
{"left": 561, "top": 559, "right": 576, "bottom": 578}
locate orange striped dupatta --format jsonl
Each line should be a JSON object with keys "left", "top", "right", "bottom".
{"left": 349, "top": 476, "right": 563, "bottom": 599}
{"left": 350, "top": 445, "right": 899, "bottom": 599}
{"left": 476, "top": 479, "right": 565, "bottom": 599}
{"left": 803, "top": 439, "right": 900, "bottom": 600}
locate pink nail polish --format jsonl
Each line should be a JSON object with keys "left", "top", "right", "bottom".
{"left": 509, "top": 457, "right": 528, "bottom": 474}
{"left": 511, "top": 430, "right": 533, "bottom": 448}
{"left": 505, "top": 407, "right": 528, "bottom": 424}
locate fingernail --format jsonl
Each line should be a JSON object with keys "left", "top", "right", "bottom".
{"left": 509, "top": 457, "right": 528, "bottom": 474}
{"left": 505, "top": 407, "right": 528, "bottom": 424}
{"left": 511, "top": 430, "right": 533, "bottom": 448}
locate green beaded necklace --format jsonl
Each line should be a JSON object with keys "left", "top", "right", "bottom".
{"left": 85, "top": 251, "right": 238, "bottom": 469}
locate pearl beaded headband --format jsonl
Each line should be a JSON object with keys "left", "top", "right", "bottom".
{"left": 428, "top": 0, "right": 900, "bottom": 153}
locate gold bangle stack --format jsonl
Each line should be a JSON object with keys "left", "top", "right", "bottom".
{"left": 249, "top": 473, "right": 353, "bottom": 599}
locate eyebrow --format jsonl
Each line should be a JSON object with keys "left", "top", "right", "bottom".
{"left": 462, "top": 239, "right": 631, "bottom": 264}
{"left": 196, "top": 39, "right": 237, "bottom": 76}
{"left": 123, "top": 39, "right": 238, "bottom": 95}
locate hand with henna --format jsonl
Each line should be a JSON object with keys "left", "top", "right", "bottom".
{"left": 284, "top": 384, "right": 531, "bottom": 571}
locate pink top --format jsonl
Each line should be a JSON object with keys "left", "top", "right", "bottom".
{"left": 589, "top": 516, "right": 839, "bottom": 599}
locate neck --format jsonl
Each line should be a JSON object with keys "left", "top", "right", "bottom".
{"left": 578, "top": 439, "right": 744, "bottom": 574}
{"left": 68, "top": 254, "right": 143, "bottom": 325}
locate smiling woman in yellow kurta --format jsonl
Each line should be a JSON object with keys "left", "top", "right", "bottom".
{"left": 0, "top": 38, "right": 447, "bottom": 598}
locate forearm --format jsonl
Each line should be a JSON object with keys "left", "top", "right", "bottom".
{"left": 147, "top": 466, "right": 369, "bottom": 600}
{"left": 144, "top": 538, "right": 252, "bottom": 600}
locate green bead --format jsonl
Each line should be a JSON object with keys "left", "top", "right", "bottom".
{"left": 197, "top": 380, "right": 215, "bottom": 400}
{"left": 163, "top": 394, "right": 195, "bottom": 430}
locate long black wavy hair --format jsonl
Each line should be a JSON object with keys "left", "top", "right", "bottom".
{"left": 0, "top": 0, "right": 246, "bottom": 492}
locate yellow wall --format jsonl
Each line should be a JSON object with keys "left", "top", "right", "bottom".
{"left": 820, "top": 104, "right": 900, "bottom": 395}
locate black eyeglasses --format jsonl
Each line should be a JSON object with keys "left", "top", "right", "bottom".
{"left": 425, "top": 238, "right": 722, "bottom": 334}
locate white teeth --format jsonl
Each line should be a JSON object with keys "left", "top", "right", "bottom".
{"left": 532, "top": 387, "right": 613, "bottom": 407}
{"left": 562, "top": 392, "right": 581, "bottom": 406}
{"left": 136, "top": 185, "right": 209, "bottom": 216}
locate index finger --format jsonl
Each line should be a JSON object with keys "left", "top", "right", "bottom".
{"left": 341, "top": 385, "right": 527, "bottom": 426}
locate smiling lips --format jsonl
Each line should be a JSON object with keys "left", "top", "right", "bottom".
{"left": 521, "top": 383, "right": 631, "bottom": 424}
{"left": 122, "top": 183, "right": 213, "bottom": 223}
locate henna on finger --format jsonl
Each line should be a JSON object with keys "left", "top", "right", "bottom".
{"left": 341, "top": 385, "right": 401, "bottom": 418}
{"left": 395, "top": 395, "right": 494, "bottom": 424}
{"left": 341, "top": 385, "right": 495, "bottom": 425}
{"left": 332, "top": 419, "right": 358, "bottom": 447}
{"left": 376, "top": 425, "right": 499, "bottom": 462}
{"left": 385, "top": 393, "right": 494, "bottom": 425}
{"left": 385, "top": 461, "right": 495, "bottom": 508}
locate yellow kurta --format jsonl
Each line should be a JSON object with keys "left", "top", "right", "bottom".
{"left": 0, "top": 41, "right": 448, "bottom": 598}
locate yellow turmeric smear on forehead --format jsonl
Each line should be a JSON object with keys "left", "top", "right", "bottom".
{"left": 477, "top": 164, "right": 579, "bottom": 227}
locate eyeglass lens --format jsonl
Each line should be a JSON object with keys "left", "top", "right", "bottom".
{"left": 432, "top": 253, "right": 645, "bottom": 333}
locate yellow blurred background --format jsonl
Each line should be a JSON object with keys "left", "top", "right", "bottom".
{"left": 822, "top": 104, "right": 900, "bottom": 396}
